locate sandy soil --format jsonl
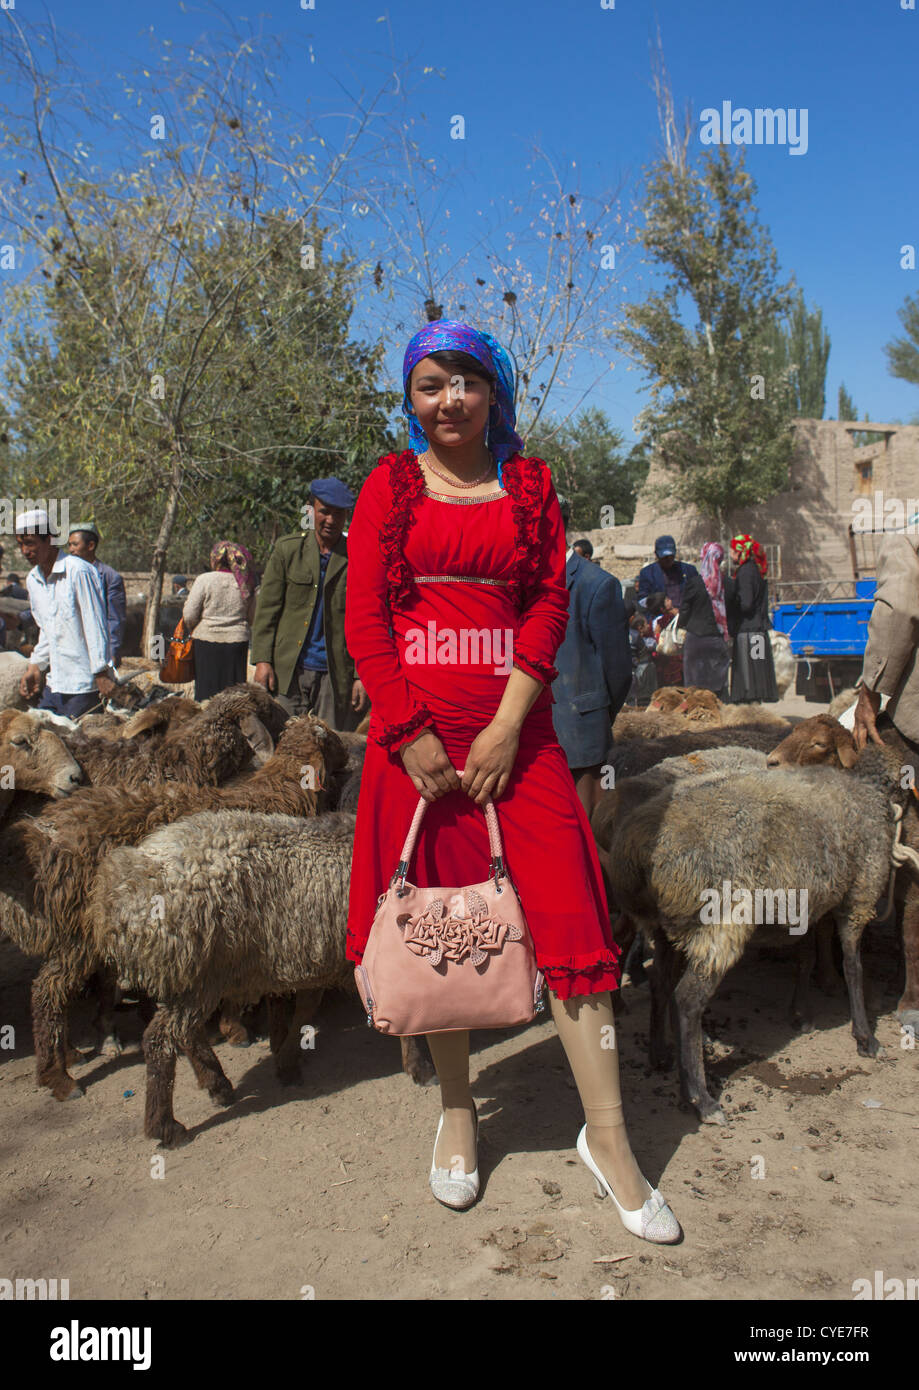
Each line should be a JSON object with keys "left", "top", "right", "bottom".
{"left": 2, "top": 919, "right": 915, "bottom": 1302}
{"left": 2, "top": 687, "right": 916, "bottom": 1302}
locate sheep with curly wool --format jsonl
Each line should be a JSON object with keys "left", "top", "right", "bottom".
{"left": 591, "top": 745, "right": 769, "bottom": 975}
{"left": 62, "top": 683, "right": 286, "bottom": 786}
{"left": 0, "top": 651, "right": 29, "bottom": 711}
{"left": 3, "top": 714, "right": 343, "bottom": 1101}
{"left": 608, "top": 724, "right": 786, "bottom": 782}
{"left": 91, "top": 809, "right": 358, "bottom": 1145}
{"left": 606, "top": 744, "right": 906, "bottom": 1124}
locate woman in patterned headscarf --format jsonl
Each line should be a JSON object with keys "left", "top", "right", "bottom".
{"left": 182, "top": 539, "right": 258, "bottom": 700}
{"left": 676, "top": 541, "right": 731, "bottom": 696}
{"left": 343, "top": 319, "right": 681, "bottom": 1242}
{"left": 724, "top": 532, "right": 778, "bottom": 703}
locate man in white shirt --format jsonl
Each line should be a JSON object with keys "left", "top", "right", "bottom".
{"left": 16, "top": 508, "right": 117, "bottom": 718}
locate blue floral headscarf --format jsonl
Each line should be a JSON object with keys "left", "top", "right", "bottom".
{"left": 402, "top": 319, "right": 524, "bottom": 487}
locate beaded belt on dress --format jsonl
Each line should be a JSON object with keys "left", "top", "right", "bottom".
{"left": 412, "top": 575, "right": 510, "bottom": 588}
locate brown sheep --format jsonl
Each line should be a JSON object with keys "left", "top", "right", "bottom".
{"left": 89, "top": 810, "right": 359, "bottom": 1145}
{"left": 609, "top": 725, "right": 788, "bottom": 782}
{"left": 63, "top": 684, "right": 286, "bottom": 788}
{"left": 646, "top": 686, "right": 689, "bottom": 713}
{"left": 767, "top": 712, "right": 919, "bottom": 1038}
{"left": 119, "top": 697, "right": 200, "bottom": 741}
{"left": 0, "top": 709, "right": 84, "bottom": 814}
{"left": 608, "top": 745, "right": 906, "bottom": 1122}
{"left": 5, "top": 714, "right": 343, "bottom": 1102}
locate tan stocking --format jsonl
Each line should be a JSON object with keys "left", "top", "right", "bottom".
{"left": 550, "top": 991, "right": 650, "bottom": 1210}
{"left": 425, "top": 1029, "right": 477, "bottom": 1171}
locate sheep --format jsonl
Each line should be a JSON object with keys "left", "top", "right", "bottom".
{"left": 768, "top": 712, "right": 919, "bottom": 1037}
{"left": 612, "top": 707, "right": 689, "bottom": 740}
{"left": 591, "top": 745, "right": 769, "bottom": 977}
{"left": 3, "top": 713, "right": 342, "bottom": 1101}
{"left": 608, "top": 724, "right": 790, "bottom": 782}
{"left": 770, "top": 629, "right": 796, "bottom": 698}
{"left": 90, "top": 809, "right": 359, "bottom": 1145}
{"left": 329, "top": 732, "right": 367, "bottom": 811}
{"left": 0, "top": 709, "right": 84, "bottom": 817}
{"left": 718, "top": 702, "right": 789, "bottom": 729}
{"left": 118, "top": 697, "right": 200, "bottom": 741}
{"left": 606, "top": 744, "right": 906, "bottom": 1123}
{"left": 646, "top": 686, "right": 690, "bottom": 713}
{"left": 613, "top": 699, "right": 788, "bottom": 742}
{"left": 72, "top": 711, "right": 132, "bottom": 739}
{"left": 827, "top": 687, "right": 858, "bottom": 721}
{"left": 62, "top": 683, "right": 286, "bottom": 787}
{"left": 0, "top": 651, "right": 29, "bottom": 711}
{"left": 591, "top": 745, "right": 769, "bottom": 855}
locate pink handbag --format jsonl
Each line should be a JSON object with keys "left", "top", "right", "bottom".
{"left": 354, "top": 771, "right": 546, "bottom": 1036}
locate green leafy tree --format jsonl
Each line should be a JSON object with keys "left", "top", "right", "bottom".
{"left": 0, "top": 20, "right": 397, "bottom": 648}
{"left": 837, "top": 383, "right": 858, "bottom": 421}
{"left": 527, "top": 409, "right": 648, "bottom": 530}
{"left": 884, "top": 291, "right": 919, "bottom": 389}
{"left": 617, "top": 66, "right": 797, "bottom": 535}
{"left": 760, "top": 289, "right": 830, "bottom": 418}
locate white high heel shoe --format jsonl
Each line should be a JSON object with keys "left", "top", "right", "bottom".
{"left": 429, "top": 1108, "right": 479, "bottom": 1210}
{"left": 577, "top": 1125, "right": 682, "bottom": 1244}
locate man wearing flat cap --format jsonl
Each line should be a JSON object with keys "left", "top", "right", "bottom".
{"left": 67, "top": 523, "right": 127, "bottom": 666}
{"left": 637, "top": 534, "right": 698, "bottom": 609}
{"left": 251, "top": 477, "right": 368, "bottom": 729}
{"left": 15, "top": 508, "right": 116, "bottom": 717}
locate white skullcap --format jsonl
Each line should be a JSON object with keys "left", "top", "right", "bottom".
{"left": 14, "top": 508, "right": 58, "bottom": 536}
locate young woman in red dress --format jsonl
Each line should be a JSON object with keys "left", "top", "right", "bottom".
{"left": 344, "top": 320, "right": 681, "bottom": 1243}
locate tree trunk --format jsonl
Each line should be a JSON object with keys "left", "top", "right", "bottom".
{"left": 141, "top": 441, "right": 185, "bottom": 661}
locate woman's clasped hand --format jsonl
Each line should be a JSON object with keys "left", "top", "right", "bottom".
{"left": 399, "top": 717, "right": 520, "bottom": 805}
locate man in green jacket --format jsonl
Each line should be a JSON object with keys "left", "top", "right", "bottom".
{"left": 250, "top": 477, "right": 368, "bottom": 729}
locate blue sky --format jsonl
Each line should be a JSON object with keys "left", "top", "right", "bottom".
{"left": 13, "top": 0, "right": 919, "bottom": 447}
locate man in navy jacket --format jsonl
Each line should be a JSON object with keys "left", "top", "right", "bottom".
{"left": 550, "top": 495, "right": 632, "bottom": 815}
{"left": 637, "top": 534, "right": 698, "bottom": 609}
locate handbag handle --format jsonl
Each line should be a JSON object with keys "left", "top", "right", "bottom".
{"left": 391, "top": 767, "right": 506, "bottom": 893}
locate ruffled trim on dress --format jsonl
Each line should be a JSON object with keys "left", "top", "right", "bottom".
{"left": 513, "top": 652, "right": 558, "bottom": 685}
{"left": 378, "top": 450, "right": 546, "bottom": 613}
{"left": 376, "top": 704, "right": 436, "bottom": 752}
{"left": 379, "top": 450, "right": 429, "bottom": 610}
{"left": 539, "top": 946, "right": 622, "bottom": 1002}
{"left": 502, "top": 455, "right": 545, "bottom": 611}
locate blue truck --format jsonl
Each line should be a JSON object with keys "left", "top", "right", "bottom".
{"left": 771, "top": 578, "right": 876, "bottom": 701}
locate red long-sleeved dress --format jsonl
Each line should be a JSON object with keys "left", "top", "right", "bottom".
{"left": 344, "top": 450, "right": 620, "bottom": 1001}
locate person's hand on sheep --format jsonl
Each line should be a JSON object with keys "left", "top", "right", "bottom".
{"left": 853, "top": 685, "right": 885, "bottom": 750}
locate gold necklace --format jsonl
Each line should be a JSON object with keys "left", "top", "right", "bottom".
{"left": 419, "top": 448, "right": 495, "bottom": 490}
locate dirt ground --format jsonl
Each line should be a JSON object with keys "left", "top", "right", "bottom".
{"left": 1, "top": 690, "right": 917, "bottom": 1302}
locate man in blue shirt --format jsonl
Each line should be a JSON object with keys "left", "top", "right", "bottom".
{"left": 67, "top": 523, "right": 127, "bottom": 666}
{"left": 637, "top": 534, "right": 698, "bottom": 610}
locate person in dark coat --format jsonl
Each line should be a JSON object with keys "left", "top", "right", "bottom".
{"left": 550, "top": 494, "right": 632, "bottom": 815}
{"left": 0, "top": 573, "right": 28, "bottom": 600}
{"left": 637, "top": 535, "right": 698, "bottom": 608}
{"left": 724, "top": 533, "right": 778, "bottom": 702}
{"left": 250, "top": 477, "right": 367, "bottom": 729}
{"left": 677, "top": 541, "right": 731, "bottom": 697}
